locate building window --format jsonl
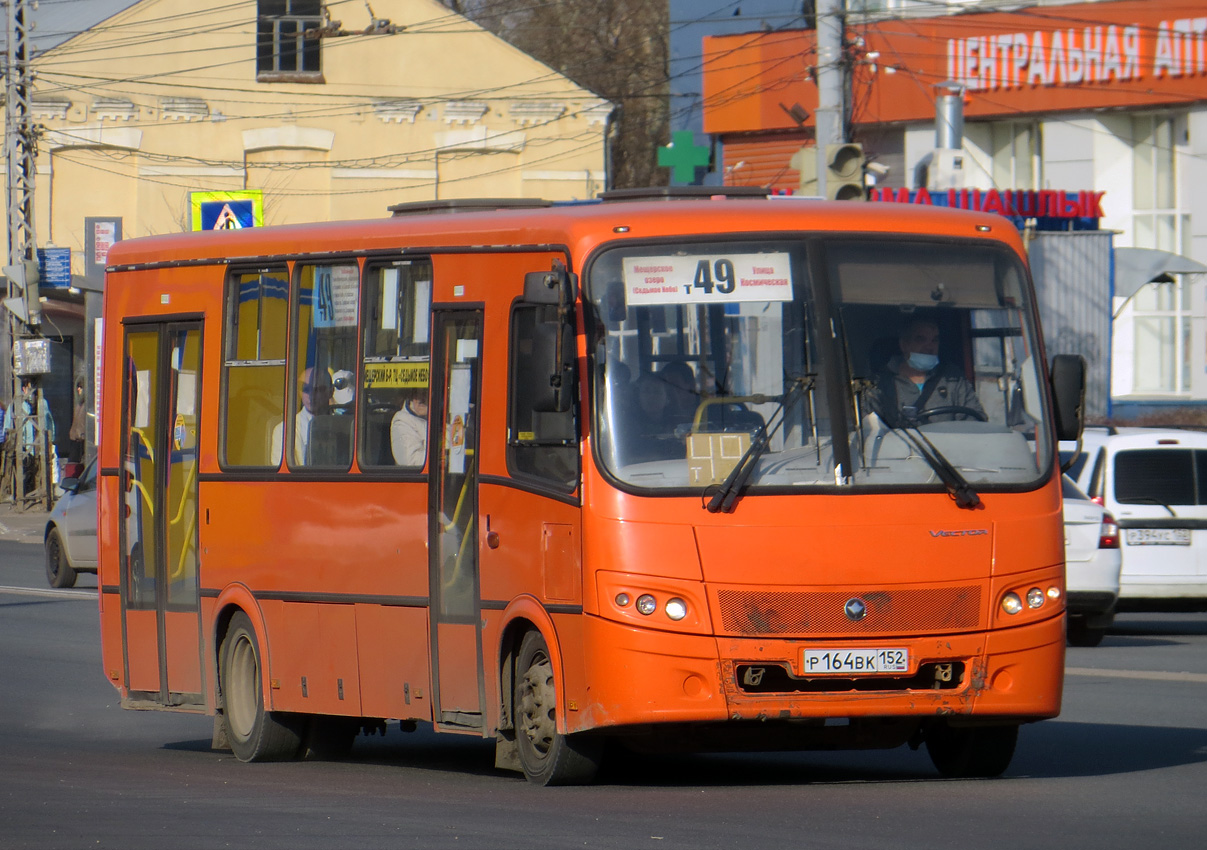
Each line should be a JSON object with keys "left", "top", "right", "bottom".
{"left": 988, "top": 121, "right": 1039, "bottom": 189}
{"left": 1132, "top": 113, "right": 1189, "bottom": 255}
{"left": 1131, "top": 280, "right": 1191, "bottom": 395}
{"left": 1127, "top": 112, "right": 1191, "bottom": 396}
{"left": 257, "top": 1, "right": 322, "bottom": 80}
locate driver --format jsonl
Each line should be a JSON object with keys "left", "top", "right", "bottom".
{"left": 869, "top": 317, "right": 985, "bottom": 427}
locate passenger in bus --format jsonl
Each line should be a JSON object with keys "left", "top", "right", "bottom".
{"left": 270, "top": 367, "right": 332, "bottom": 465}
{"left": 867, "top": 318, "right": 984, "bottom": 427}
{"left": 391, "top": 388, "right": 429, "bottom": 467}
{"left": 623, "top": 366, "right": 698, "bottom": 462}
{"left": 658, "top": 362, "right": 700, "bottom": 425}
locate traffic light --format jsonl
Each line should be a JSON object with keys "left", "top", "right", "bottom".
{"left": 825, "top": 142, "right": 866, "bottom": 201}
{"left": 788, "top": 146, "right": 819, "bottom": 196}
{"left": 2, "top": 258, "right": 41, "bottom": 325}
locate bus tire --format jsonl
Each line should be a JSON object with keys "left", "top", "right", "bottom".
{"left": 925, "top": 721, "right": 1018, "bottom": 778}
{"left": 45, "top": 528, "right": 78, "bottom": 589}
{"left": 220, "top": 612, "right": 302, "bottom": 762}
{"left": 514, "top": 630, "right": 601, "bottom": 786}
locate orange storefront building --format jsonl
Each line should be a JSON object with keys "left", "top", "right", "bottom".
{"left": 702, "top": 0, "right": 1207, "bottom": 418}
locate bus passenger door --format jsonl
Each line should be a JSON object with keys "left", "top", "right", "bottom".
{"left": 429, "top": 309, "right": 485, "bottom": 730}
{"left": 120, "top": 322, "right": 205, "bottom": 707}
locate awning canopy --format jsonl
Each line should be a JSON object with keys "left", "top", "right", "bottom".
{"left": 1115, "top": 247, "right": 1207, "bottom": 299}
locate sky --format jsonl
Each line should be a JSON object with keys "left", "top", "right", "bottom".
{"left": 5, "top": 0, "right": 136, "bottom": 53}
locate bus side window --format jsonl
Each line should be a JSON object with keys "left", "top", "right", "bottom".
{"left": 507, "top": 303, "right": 578, "bottom": 489}
{"left": 360, "top": 260, "right": 432, "bottom": 470}
{"left": 292, "top": 262, "right": 359, "bottom": 470}
{"left": 221, "top": 268, "right": 288, "bottom": 468}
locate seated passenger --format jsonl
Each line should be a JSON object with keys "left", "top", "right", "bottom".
{"left": 657, "top": 362, "right": 700, "bottom": 426}
{"left": 391, "top": 388, "right": 429, "bottom": 467}
{"left": 867, "top": 318, "right": 985, "bottom": 427}
{"left": 620, "top": 371, "right": 691, "bottom": 463}
{"left": 270, "top": 367, "right": 332, "bottom": 465}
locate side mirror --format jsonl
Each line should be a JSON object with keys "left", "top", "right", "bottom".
{"left": 523, "top": 261, "right": 578, "bottom": 308}
{"left": 1050, "top": 354, "right": 1086, "bottom": 442}
{"left": 529, "top": 321, "right": 576, "bottom": 413}
{"left": 60, "top": 477, "right": 80, "bottom": 493}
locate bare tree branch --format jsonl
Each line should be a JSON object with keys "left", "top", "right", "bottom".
{"left": 439, "top": 0, "right": 669, "bottom": 189}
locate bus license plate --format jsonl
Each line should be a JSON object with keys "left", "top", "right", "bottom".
{"left": 803, "top": 648, "right": 909, "bottom": 675}
{"left": 1125, "top": 528, "right": 1191, "bottom": 546}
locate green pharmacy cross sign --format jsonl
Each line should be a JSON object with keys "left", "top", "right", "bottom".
{"left": 658, "top": 131, "right": 710, "bottom": 183}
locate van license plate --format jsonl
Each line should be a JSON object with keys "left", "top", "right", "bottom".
{"left": 803, "top": 648, "right": 909, "bottom": 675}
{"left": 1125, "top": 528, "right": 1191, "bottom": 546}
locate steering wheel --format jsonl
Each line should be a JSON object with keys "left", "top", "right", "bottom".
{"left": 913, "top": 405, "right": 987, "bottom": 423}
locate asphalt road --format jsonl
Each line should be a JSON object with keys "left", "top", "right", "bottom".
{"left": 2, "top": 534, "right": 1206, "bottom": 850}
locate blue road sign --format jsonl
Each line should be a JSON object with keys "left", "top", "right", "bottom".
{"left": 37, "top": 246, "right": 72, "bottom": 289}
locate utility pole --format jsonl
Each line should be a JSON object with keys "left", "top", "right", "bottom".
{"left": 813, "top": 0, "right": 846, "bottom": 199}
{"left": 4, "top": 0, "right": 51, "bottom": 508}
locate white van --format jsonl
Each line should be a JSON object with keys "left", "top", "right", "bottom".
{"left": 1061, "top": 427, "right": 1207, "bottom": 608}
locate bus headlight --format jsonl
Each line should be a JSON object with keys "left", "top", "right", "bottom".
{"left": 1026, "top": 587, "right": 1045, "bottom": 609}
{"left": 1001, "top": 592, "right": 1023, "bottom": 615}
{"left": 636, "top": 594, "right": 658, "bottom": 615}
{"left": 664, "top": 598, "right": 688, "bottom": 621}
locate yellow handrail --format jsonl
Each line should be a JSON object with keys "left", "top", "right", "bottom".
{"left": 690, "top": 394, "right": 775, "bottom": 431}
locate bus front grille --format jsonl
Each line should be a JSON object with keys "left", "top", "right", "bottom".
{"left": 716, "top": 586, "right": 982, "bottom": 636}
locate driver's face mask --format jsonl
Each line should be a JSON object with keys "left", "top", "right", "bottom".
{"left": 907, "top": 352, "right": 939, "bottom": 372}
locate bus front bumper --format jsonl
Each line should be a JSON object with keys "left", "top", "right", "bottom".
{"left": 569, "top": 612, "right": 1064, "bottom": 734}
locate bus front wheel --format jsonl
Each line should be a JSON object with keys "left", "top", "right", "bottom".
{"left": 925, "top": 721, "right": 1018, "bottom": 778}
{"left": 514, "top": 630, "right": 601, "bottom": 786}
{"left": 220, "top": 612, "right": 302, "bottom": 762}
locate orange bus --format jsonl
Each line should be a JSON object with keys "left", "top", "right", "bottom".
{"left": 97, "top": 188, "right": 1084, "bottom": 785}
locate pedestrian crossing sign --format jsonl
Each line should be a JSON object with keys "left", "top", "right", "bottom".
{"left": 190, "top": 190, "right": 264, "bottom": 231}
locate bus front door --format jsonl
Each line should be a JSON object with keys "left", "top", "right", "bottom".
{"left": 429, "top": 309, "right": 485, "bottom": 730}
{"left": 119, "top": 322, "right": 205, "bottom": 708}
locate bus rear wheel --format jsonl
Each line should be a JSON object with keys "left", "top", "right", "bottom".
{"left": 220, "top": 612, "right": 302, "bottom": 762}
{"left": 925, "top": 721, "right": 1018, "bottom": 778}
{"left": 514, "top": 631, "right": 601, "bottom": 786}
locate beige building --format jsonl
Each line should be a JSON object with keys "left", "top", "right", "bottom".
{"left": 18, "top": 0, "right": 609, "bottom": 264}
{"left": 2, "top": 0, "right": 609, "bottom": 470}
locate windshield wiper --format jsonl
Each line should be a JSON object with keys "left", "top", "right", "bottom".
{"left": 864, "top": 395, "right": 981, "bottom": 510}
{"left": 897, "top": 425, "right": 981, "bottom": 509}
{"left": 1129, "top": 497, "right": 1178, "bottom": 518}
{"left": 705, "top": 375, "right": 814, "bottom": 514}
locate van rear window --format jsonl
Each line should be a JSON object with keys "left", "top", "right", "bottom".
{"left": 1114, "top": 449, "right": 1202, "bottom": 505}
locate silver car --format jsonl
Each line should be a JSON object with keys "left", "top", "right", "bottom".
{"left": 1062, "top": 474, "right": 1121, "bottom": 646}
{"left": 44, "top": 458, "right": 98, "bottom": 588}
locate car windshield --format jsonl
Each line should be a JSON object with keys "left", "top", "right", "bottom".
{"left": 586, "top": 236, "right": 1053, "bottom": 495}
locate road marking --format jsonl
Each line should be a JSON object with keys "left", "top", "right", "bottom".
{"left": 1066, "top": 666, "right": 1207, "bottom": 684}
{"left": 0, "top": 585, "right": 96, "bottom": 601}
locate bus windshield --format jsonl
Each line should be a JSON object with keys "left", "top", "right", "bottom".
{"left": 587, "top": 236, "right": 1052, "bottom": 494}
